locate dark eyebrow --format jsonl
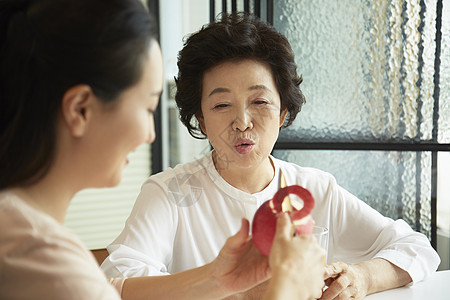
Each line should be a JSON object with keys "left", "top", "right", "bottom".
{"left": 249, "top": 85, "right": 273, "bottom": 93}
{"left": 208, "top": 87, "right": 231, "bottom": 97}
{"left": 209, "top": 85, "right": 272, "bottom": 97}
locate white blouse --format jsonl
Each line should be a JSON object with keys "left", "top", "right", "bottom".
{"left": 101, "top": 151, "right": 440, "bottom": 284}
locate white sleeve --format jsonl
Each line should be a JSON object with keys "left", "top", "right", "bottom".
{"left": 101, "top": 180, "right": 178, "bottom": 277}
{"left": 326, "top": 180, "right": 440, "bottom": 284}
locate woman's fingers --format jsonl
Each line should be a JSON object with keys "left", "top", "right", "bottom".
{"left": 227, "top": 218, "right": 251, "bottom": 249}
{"left": 274, "top": 212, "right": 292, "bottom": 240}
{"left": 324, "top": 261, "right": 348, "bottom": 279}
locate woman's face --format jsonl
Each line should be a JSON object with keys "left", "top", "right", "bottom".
{"left": 86, "top": 42, "right": 163, "bottom": 187}
{"left": 198, "top": 59, "right": 286, "bottom": 173}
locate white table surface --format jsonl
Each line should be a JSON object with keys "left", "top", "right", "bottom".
{"left": 365, "top": 270, "right": 450, "bottom": 299}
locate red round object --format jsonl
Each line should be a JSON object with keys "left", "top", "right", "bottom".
{"left": 252, "top": 185, "right": 315, "bottom": 256}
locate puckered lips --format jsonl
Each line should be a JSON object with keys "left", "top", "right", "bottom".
{"left": 234, "top": 138, "right": 255, "bottom": 154}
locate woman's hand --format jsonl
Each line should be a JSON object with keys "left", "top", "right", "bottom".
{"left": 122, "top": 219, "right": 270, "bottom": 300}
{"left": 320, "top": 258, "right": 412, "bottom": 300}
{"left": 211, "top": 218, "right": 271, "bottom": 296}
{"left": 264, "top": 213, "right": 326, "bottom": 300}
{"left": 320, "top": 262, "right": 370, "bottom": 300}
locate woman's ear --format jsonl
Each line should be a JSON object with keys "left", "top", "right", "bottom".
{"left": 196, "top": 113, "right": 207, "bottom": 135}
{"left": 279, "top": 109, "right": 288, "bottom": 127}
{"left": 60, "top": 85, "right": 95, "bottom": 137}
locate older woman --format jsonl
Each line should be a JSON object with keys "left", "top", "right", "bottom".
{"left": 101, "top": 12, "right": 440, "bottom": 299}
{"left": 0, "top": 2, "right": 326, "bottom": 299}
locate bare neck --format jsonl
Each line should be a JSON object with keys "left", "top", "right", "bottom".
{"left": 11, "top": 170, "right": 77, "bottom": 224}
{"left": 213, "top": 153, "right": 275, "bottom": 194}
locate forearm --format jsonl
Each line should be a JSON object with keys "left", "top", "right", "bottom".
{"left": 263, "top": 270, "right": 309, "bottom": 300}
{"left": 121, "top": 263, "right": 226, "bottom": 300}
{"left": 356, "top": 258, "right": 412, "bottom": 295}
{"left": 263, "top": 274, "right": 293, "bottom": 300}
{"left": 223, "top": 281, "right": 268, "bottom": 300}
{"left": 121, "top": 218, "right": 271, "bottom": 299}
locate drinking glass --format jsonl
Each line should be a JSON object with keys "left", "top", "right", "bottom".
{"left": 312, "top": 226, "right": 329, "bottom": 263}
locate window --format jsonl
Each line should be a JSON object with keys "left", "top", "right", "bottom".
{"left": 211, "top": 0, "right": 450, "bottom": 269}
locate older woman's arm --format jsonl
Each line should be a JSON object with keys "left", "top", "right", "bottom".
{"left": 321, "top": 258, "right": 411, "bottom": 299}
{"left": 301, "top": 169, "right": 439, "bottom": 299}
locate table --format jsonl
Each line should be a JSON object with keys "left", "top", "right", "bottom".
{"left": 365, "top": 270, "right": 449, "bottom": 299}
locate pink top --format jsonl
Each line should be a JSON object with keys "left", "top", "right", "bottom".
{"left": 0, "top": 191, "right": 124, "bottom": 299}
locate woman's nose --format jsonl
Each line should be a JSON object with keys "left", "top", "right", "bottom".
{"left": 232, "top": 108, "right": 254, "bottom": 131}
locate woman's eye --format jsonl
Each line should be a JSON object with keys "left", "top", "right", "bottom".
{"left": 213, "top": 103, "right": 229, "bottom": 109}
{"left": 254, "top": 100, "right": 269, "bottom": 105}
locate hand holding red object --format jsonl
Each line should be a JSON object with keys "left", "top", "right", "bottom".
{"left": 252, "top": 185, "right": 315, "bottom": 256}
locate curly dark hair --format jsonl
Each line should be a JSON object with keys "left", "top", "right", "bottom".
{"left": 175, "top": 12, "right": 305, "bottom": 139}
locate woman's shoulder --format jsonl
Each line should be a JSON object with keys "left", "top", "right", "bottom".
{"left": 143, "top": 153, "right": 212, "bottom": 186}
{"left": 0, "top": 191, "right": 94, "bottom": 278}
{"left": 272, "top": 157, "right": 339, "bottom": 196}
{"left": 0, "top": 190, "right": 81, "bottom": 249}
{"left": 0, "top": 193, "right": 119, "bottom": 299}
{"left": 0, "top": 190, "right": 41, "bottom": 233}
{"left": 273, "top": 157, "right": 336, "bottom": 180}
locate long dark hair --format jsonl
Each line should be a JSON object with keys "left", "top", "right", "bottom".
{"left": 0, "top": 0, "right": 157, "bottom": 189}
{"left": 175, "top": 12, "right": 305, "bottom": 139}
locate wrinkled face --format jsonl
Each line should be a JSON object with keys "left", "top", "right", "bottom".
{"left": 198, "top": 59, "right": 286, "bottom": 172}
{"left": 87, "top": 42, "right": 163, "bottom": 187}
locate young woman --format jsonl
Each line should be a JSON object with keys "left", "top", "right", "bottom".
{"left": 0, "top": 1, "right": 325, "bottom": 299}
{"left": 101, "top": 12, "right": 440, "bottom": 299}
